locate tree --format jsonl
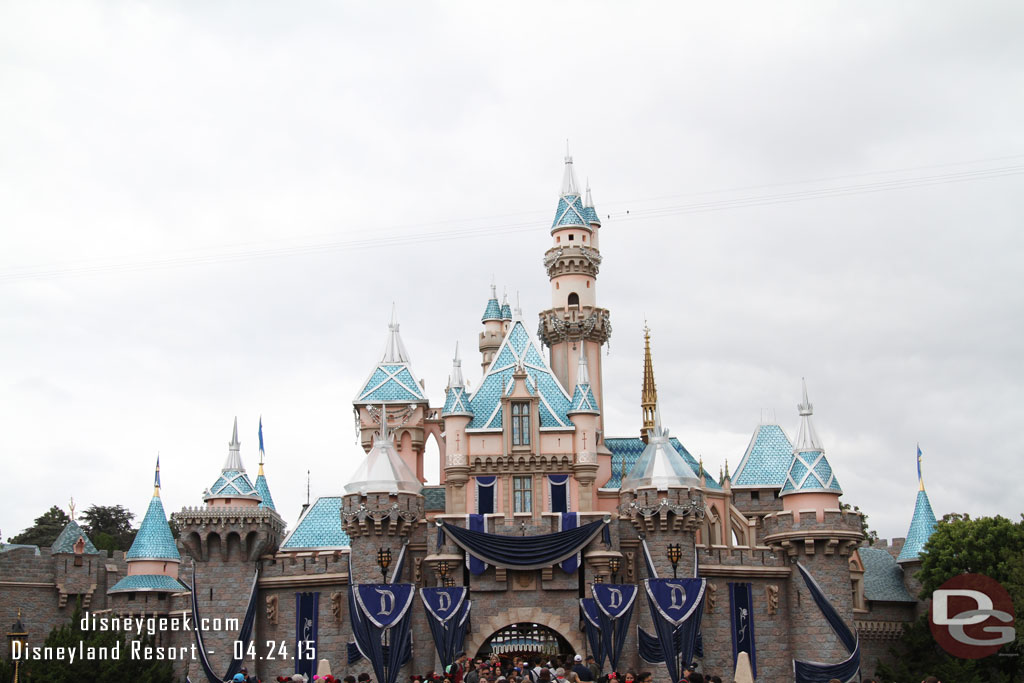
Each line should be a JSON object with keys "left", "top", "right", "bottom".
{"left": 877, "top": 513, "right": 1024, "bottom": 682}
{"left": 80, "top": 504, "right": 136, "bottom": 552}
{"left": 841, "top": 502, "right": 879, "bottom": 543}
{"left": 8, "top": 506, "right": 70, "bottom": 547}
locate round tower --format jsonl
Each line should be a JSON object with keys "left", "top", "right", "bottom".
{"left": 567, "top": 352, "right": 600, "bottom": 510}
{"left": 479, "top": 284, "right": 504, "bottom": 373}
{"left": 762, "top": 381, "right": 863, "bottom": 668}
{"left": 537, "top": 152, "right": 611, "bottom": 451}
{"left": 441, "top": 345, "right": 473, "bottom": 513}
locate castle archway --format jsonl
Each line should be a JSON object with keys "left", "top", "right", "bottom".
{"left": 465, "top": 607, "right": 584, "bottom": 661}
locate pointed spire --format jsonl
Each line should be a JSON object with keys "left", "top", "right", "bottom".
{"left": 383, "top": 304, "right": 412, "bottom": 363}
{"left": 254, "top": 423, "right": 276, "bottom": 511}
{"left": 481, "top": 284, "right": 502, "bottom": 322}
{"left": 794, "top": 378, "right": 823, "bottom": 452}
{"left": 917, "top": 443, "right": 925, "bottom": 491}
{"left": 584, "top": 179, "right": 593, "bottom": 208}
{"left": 500, "top": 288, "right": 512, "bottom": 320}
{"left": 562, "top": 144, "right": 579, "bottom": 196}
{"left": 569, "top": 352, "right": 599, "bottom": 415}
{"left": 223, "top": 417, "right": 245, "bottom": 471}
{"left": 513, "top": 290, "right": 522, "bottom": 320}
{"left": 450, "top": 343, "right": 465, "bottom": 388}
{"left": 154, "top": 454, "right": 161, "bottom": 497}
{"left": 641, "top": 324, "right": 658, "bottom": 442}
{"left": 576, "top": 352, "right": 591, "bottom": 386}
{"left": 898, "top": 446, "right": 938, "bottom": 563}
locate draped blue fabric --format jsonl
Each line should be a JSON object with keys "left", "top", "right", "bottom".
{"left": 637, "top": 627, "right": 665, "bottom": 663}
{"left": 550, "top": 474, "right": 569, "bottom": 513}
{"left": 560, "top": 512, "right": 578, "bottom": 573}
{"left": 580, "top": 599, "right": 606, "bottom": 668}
{"left": 640, "top": 537, "right": 658, "bottom": 578}
{"left": 354, "top": 583, "right": 416, "bottom": 683}
{"left": 421, "top": 587, "right": 471, "bottom": 671}
{"left": 185, "top": 567, "right": 224, "bottom": 683}
{"left": 295, "top": 592, "right": 320, "bottom": 678}
{"left": 644, "top": 578, "right": 706, "bottom": 683}
{"left": 467, "top": 514, "right": 488, "bottom": 575}
{"left": 348, "top": 642, "right": 363, "bottom": 665}
{"left": 439, "top": 519, "right": 607, "bottom": 571}
{"left": 476, "top": 476, "right": 496, "bottom": 514}
{"left": 348, "top": 557, "right": 374, "bottom": 666}
{"left": 389, "top": 541, "right": 409, "bottom": 583}
{"left": 184, "top": 567, "right": 261, "bottom": 683}
{"left": 593, "top": 584, "right": 636, "bottom": 672}
{"left": 793, "top": 563, "right": 860, "bottom": 683}
{"left": 728, "top": 582, "right": 757, "bottom": 680}
{"left": 223, "top": 570, "right": 260, "bottom": 681}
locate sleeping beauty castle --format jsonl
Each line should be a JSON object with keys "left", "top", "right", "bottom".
{"left": 0, "top": 154, "right": 941, "bottom": 682}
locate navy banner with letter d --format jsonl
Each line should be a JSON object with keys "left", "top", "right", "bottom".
{"left": 728, "top": 582, "right": 757, "bottom": 680}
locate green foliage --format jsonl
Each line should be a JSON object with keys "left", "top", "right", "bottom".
{"left": 80, "top": 504, "right": 137, "bottom": 551}
{"left": 9, "top": 506, "right": 71, "bottom": 547}
{"left": 15, "top": 600, "right": 175, "bottom": 683}
{"left": 876, "top": 513, "right": 1024, "bottom": 683}
{"left": 841, "top": 502, "right": 879, "bottom": 543}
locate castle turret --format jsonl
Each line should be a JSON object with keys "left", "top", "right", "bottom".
{"left": 442, "top": 344, "right": 473, "bottom": 513}
{"left": 479, "top": 284, "right": 504, "bottom": 372}
{"left": 538, "top": 152, "right": 611, "bottom": 453}
{"left": 109, "top": 457, "right": 185, "bottom": 601}
{"left": 568, "top": 353, "right": 600, "bottom": 510}
{"left": 500, "top": 289, "right": 513, "bottom": 333}
{"left": 353, "top": 307, "right": 430, "bottom": 482}
{"left": 778, "top": 380, "right": 842, "bottom": 520}
{"left": 51, "top": 512, "right": 104, "bottom": 610}
{"left": 174, "top": 422, "right": 285, "bottom": 674}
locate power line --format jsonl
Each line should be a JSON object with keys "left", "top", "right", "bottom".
{"left": 1, "top": 160, "right": 1020, "bottom": 284}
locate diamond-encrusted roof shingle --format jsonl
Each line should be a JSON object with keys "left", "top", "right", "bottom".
{"left": 423, "top": 486, "right": 446, "bottom": 511}
{"left": 255, "top": 472, "right": 276, "bottom": 511}
{"left": 443, "top": 346, "right": 474, "bottom": 417}
{"left": 206, "top": 470, "right": 260, "bottom": 499}
{"left": 109, "top": 574, "right": 186, "bottom": 593}
{"left": 467, "top": 320, "right": 572, "bottom": 430}
{"left": 568, "top": 353, "right": 599, "bottom": 415}
{"left": 859, "top": 547, "right": 916, "bottom": 602}
{"left": 552, "top": 194, "right": 588, "bottom": 229}
{"left": 603, "top": 437, "right": 722, "bottom": 491}
{"left": 355, "top": 311, "right": 427, "bottom": 405}
{"left": 50, "top": 520, "right": 101, "bottom": 555}
{"left": 897, "top": 489, "right": 937, "bottom": 563}
{"left": 731, "top": 424, "right": 794, "bottom": 488}
{"left": 583, "top": 182, "right": 601, "bottom": 225}
{"left": 126, "top": 496, "right": 180, "bottom": 561}
{"left": 281, "top": 496, "right": 351, "bottom": 549}
{"left": 482, "top": 284, "right": 502, "bottom": 322}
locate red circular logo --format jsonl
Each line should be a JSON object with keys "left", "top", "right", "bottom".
{"left": 929, "top": 573, "right": 1016, "bottom": 659}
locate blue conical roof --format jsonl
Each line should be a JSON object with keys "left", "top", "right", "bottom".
{"left": 731, "top": 423, "right": 794, "bottom": 488}
{"left": 482, "top": 284, "right": 502, "bottom": 322}
{"left": 255, "top": 472, "right": 276, "bottom": 510}
{"left": 126, "top": 496, "right": 179, "bottom": 561}
{"left": 780, "top": 381, "right": 843, "bottom": 496}
{"left": 568, "top": 353, "right": 599, "bottom": 415}
{"left": 355, "top": 309, "right": 427, "bottom": 404}
{"left": 897, "top": 489, "right": 937, "bottom": 563}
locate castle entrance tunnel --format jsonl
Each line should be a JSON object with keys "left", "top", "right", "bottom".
{"left": 474, "top": 622, "right": 577, "bottom": 661}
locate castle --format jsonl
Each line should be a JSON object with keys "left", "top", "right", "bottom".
{"left": 1, "top": 154, "right": 940, "bottom": 681}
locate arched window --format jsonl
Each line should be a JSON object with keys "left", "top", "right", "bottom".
{"left": 567, "top": 292, "right": 580, "bottom": 308}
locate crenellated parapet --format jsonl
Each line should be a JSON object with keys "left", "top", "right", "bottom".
{"left": 174, "top": 505, "right": 285, "bottom": 561}
{"left": 341, "top": 492, "right": 423, "bottom": 539}
{"left": 761, "top": 508, "right": 864, "bottom": 557}
{"left": 543, "top": 245, "right": 602, "bottom": 279}
{"left": 618, "top": 486, "right": 705, "bottom": 534}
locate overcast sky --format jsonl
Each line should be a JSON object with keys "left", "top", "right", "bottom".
{"left": 2, "top": 2, "right": 1021, "bottom": 544}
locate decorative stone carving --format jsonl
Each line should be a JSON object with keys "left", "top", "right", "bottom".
{"left": 266, "top": 594, "right": 278, "bottom": 625}
{"left": 447, "top": 452, "right": 468, "bottom": 467}
{"left": 705, "top": 581, "right": 717, "bottom": 613}
{"left": 766, "top": 584, "right": 779, "bottom": 615}
{"left": 330, "top": 591, "right": 344, "bottom": 623}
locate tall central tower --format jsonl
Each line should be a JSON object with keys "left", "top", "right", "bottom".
{"left": 538, "top": 152, "right": 612, "bottom": 448}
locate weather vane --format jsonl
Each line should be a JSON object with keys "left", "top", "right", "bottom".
{"left": 68, "top": 497, "right": 76, "bottom": 521}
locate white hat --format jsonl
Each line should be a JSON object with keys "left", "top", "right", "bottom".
{"left": 574, "top": 655, "right": 582, "bottom": 662}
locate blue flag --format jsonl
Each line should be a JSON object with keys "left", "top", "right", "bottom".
{"left": 259, "top": 417, "right": 265, "bottom": 457}
{"left": 155, "top": 455, "right": 161, "bottom": 489}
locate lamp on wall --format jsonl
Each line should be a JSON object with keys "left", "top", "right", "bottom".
{"left": 608, "top": 556, "right": 620, "bottom": 584}
{"left": 376, "top": 547, "right": 392, "bottom": 583}
{"left": 7, "top": 608, "right": 27, "bottom": 683}
{"left": 667, "top": 544, "right": 683, "bottom": 579}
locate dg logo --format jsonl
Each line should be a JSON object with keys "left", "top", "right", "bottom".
{"left": 929, "top": 573, "right": 1015, "bottom": 659}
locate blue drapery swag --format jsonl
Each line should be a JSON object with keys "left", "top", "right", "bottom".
{"left": 793, "top": 563, "right": 860, "bottom": 683}
{"left": 184, "top": 566, "right": 259, "bottom": 683}
{"left": 728, "top": 582, "right": 757, "bottom": 680}
{"left": 580, "top": 599, "right": 606, "bottom": 669}
{"left": 438, "top": 518, "right": 610, "bottom": 571}
{"left": 467, "top": 514, "right": 488, "bottom": 575}
{"left": 295, "top": 591, "right": 320, "bottom": 678}
{"left": 421, "top": 587, "right": 471, "bottom": 672}
{"left": 353, "top": 582, "right": 417, "bottom": 683}
{"left": 592, "top": 583, "right": 637, "bottom": 672}
{"left": 644, "top": 578, "right": 706, "bottom": 683}
{"left": 559, "top": 512, "right": 579, "bottom": 573}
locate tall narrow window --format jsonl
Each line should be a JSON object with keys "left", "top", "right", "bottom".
{"left": 512, "top": 402, "right": 531, "bottom": 446}
{"left": 513, "top": 476, "right": 533, "bottom": 512}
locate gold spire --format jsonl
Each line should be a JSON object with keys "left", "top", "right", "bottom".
{"left": 640, "top": 323, "right": 658, "bottom": 443}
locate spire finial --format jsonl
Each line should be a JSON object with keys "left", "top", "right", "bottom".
{"left": 798, "top": 377, "right": 813, "bottom": 416}
{"left": 576, "top": 351, "right": 591, "bottom": 386}
{"left": 382, "top": 306, "right": 412, "bottom": 362}
{"left": 724, "top": 458, "right": 730, "bottom": 480}
{"left": 641, "top": 325, "right": 658, "bottom": 442}
{"left": 154, "top": 453, "right": 162, "bottom": 496}
{"left": 561, "top": 146, "right": 579, "bottom": 196}
{"left": 513, "top": 291, "right": 522, "bottom": 320}
{"left": 449, "top": 342, "right": 465, "bottom": 389}
{"left": 68, "top": 496, "right": 76, "bottom": 521}
{"left": 917, "top": 444, "right": 925, "bottom": 491}
{"left": 794, "top": 379, "right": 824, "bottom": 452}
{"left": 230, "top": 417, "right": 240, "bottom": 449}
{"left": 223, "top": 416, "right": 245, "bottom": 471}
{"left": 585, "top": 178, "right": 594, "bottom": 208}
{"left": 390, "top": 301, "right": 398, "bottom": 328}
{"left": 258, "top": 416, "right": 265, "bottom": 470}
